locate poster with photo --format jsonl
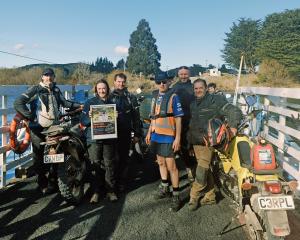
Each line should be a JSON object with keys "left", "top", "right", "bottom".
{"left": 91, "top": 104, "right": 117, "bottom": 140}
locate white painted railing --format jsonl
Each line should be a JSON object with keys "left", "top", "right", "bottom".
{"left": 238, "top": 87, "right": 300, "bottom": 190}
{"left": 0, "top": 85, "right": 91, "bottom": 188}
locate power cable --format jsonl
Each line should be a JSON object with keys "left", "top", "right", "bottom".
{"left": 0, "top": 50, "right": 56, "bottom": 64}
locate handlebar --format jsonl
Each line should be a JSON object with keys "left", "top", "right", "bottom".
{"left": 60, "top": 107, "right": 83, "bottom": 118}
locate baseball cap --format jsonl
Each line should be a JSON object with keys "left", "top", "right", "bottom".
{"left": 42, "top": 68, "right": 55, "bottom": 76}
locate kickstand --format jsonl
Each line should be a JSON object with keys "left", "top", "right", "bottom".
{"left": 218, "top": 213, "right": 245, "bottom": 236}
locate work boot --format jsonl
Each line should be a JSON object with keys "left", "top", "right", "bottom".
{"left": 107, "top": 192, "right": 118, "bottom": 202}
{"left": 169, "top": 194, "right": 181, "bottom": 212}
{"left": 200, "top": 189, "right": 216, "bottom": 206}
{"left": 188, "top": 198, "right": 199, "bottom": 211}
{"left": 90, "top": 193, "right": 99, "bottom": 204}
{"left": 153, "top": 184, "right": 172, "bottom": 200}
{"left": 200, "top": 198, "right": 216, "bottom": 206}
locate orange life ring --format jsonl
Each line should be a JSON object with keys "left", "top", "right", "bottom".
{"left": 9, "top": 113, "right": 31, "bottom": 154}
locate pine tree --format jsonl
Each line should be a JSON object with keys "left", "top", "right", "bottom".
{"left": 115, "top": 59, "right": 126, "bottom": 71}
{"left": 91, "top": 57, "right": 114, "bottom": 73}
{"left": 257, "top": 9, "right": 300, "bottom": 78}
{"left": 222, "top": 18, "right": 261, "bottom": 73}
{"left": 127, "top": 19, "right": 161, "bottom": 76}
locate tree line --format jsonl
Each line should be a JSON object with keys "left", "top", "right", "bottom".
{"left": 222, "top": 9, "right": 300, "bottom": 82}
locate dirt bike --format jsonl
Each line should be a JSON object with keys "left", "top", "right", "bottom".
{"left": 213, "top": 95, "right": 298, "bottom": 240}
{"left": 40, "top": 108, "right": 88, "bottom": 205}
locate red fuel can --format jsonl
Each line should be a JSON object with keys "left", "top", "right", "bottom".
{"left": 251, "top": 143, "right": 276, "bottom": 170}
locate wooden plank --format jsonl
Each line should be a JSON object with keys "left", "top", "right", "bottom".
{"left": 268, "top": 119, "right": 300, "bottom": 139}
{"left": 268, "top": 106, "right": 300, "bottom": 119}
{"left": 265, "top": 134, "right": 300, "bottom": 161}
{"left": 239, "top": 87, "right": 300, "bottom": 99}
{"left": 6, "top": 153, "right": 33, "bottom": 171}
{"left": 283, "top": 162, "right": 300, "bottom": 181}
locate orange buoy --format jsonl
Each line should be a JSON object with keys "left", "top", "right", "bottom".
{"left": 9, "top": 113, "right": 31, "bottom": 154}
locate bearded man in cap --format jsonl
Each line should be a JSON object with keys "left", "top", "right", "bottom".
{"left": 146, "top": 72, "right": 183, "bottom": 212}
{"left": 14, "top": 68, "right": 82, "bottom": 195}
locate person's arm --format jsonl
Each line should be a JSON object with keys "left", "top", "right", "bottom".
{"left": 217, "top": 96, "right": 243, "bottom": 135}
{"left": 80, "top": 100, "right": 91, "bottom": 127}
{"left": 171, "top": 94, "right": 183, "bottom": 151}
{"left": 57, "top": 88, "right": 81, "bottom": 109}
{"left": 145, "top": 120, "right": 153, "bottom": 145}
{"left": 13, "top": 86, "right": 38, "bottom": 121}
{"left": 173, "top": 117, "right": 181, "bottom": 151}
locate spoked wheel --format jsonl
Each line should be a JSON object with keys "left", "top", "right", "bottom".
{"left": 57, "top": 154, "right": 86, "bottom": 205}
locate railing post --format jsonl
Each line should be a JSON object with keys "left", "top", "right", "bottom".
{"left": 263, "top": 97, "right": 270, "bottom": 140}
{"left": 0, "top": 95, "right": 8, "bottom": 188}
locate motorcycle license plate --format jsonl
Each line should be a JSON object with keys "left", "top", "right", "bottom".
{"left": 258, "top": 195, "right": 295, "bottom": 210}
{"left": 44, "top": 153, "right": 64, "bottom": 163}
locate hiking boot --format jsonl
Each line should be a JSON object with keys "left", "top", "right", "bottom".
{"left": 188, "top": 198, "right": 199, "bottom": 211}
{"left": 90, "top": 193, "right": 99, "bottom": 203}
{"left": 169, "top": 195, "right": 181, "bottom": 212}
{"left": 200, "top": 198, "right": 216, "bottom": 206}
{"left": 153, "top": 185, "right": 172, "bottom": 200}
{"left": 107, "top": 192, "right": 118, "bottom": 202}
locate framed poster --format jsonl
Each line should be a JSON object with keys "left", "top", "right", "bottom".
{"left": 91, "top": 104, "right": 117, "bottom": 140}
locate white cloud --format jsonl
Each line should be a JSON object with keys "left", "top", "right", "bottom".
{"left": 114, "top": 45, "right": 128, "bottom": 55}
{"left": 14, "top": 43, "right": 25, "bottom": 51}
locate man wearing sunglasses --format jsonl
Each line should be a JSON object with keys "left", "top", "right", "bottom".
{"left": 14, "top": 68, "right": 82, "bottom": 195}
{"left": 146, "top": 72, "right": 183, "bottom": 212}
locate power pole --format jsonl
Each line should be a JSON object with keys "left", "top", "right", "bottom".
{"left": 233, "top": 55, "right": 244, "bottom": 105}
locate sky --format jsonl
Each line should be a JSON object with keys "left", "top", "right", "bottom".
{"left": 0, "top": 0, "right": 299, "bottom": 70}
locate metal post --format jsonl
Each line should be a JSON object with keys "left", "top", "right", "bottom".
{"left": 0, "top": 95, "right": 8, "bottom": 188}
{"left": 233, "top": 55, "right": 244, "bottom": 106}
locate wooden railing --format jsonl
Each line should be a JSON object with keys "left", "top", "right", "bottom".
{"left": 0, "top": 85, "right": 90, "bottom": 188}
{"left": 238, "top": 87, "right": 300, "bottom": 190}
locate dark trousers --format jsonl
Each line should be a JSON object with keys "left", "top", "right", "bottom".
{"left": 31, "top": 129, "right": 57, "bottom": 189}
{"left": 87, "top": 141, "right": 116, "bottom": 193}
{"left": 116, "top": 131, "right": 131, "bottom": 185}
{"left": 180, "top": 120, "right": 196, "bottom": 169}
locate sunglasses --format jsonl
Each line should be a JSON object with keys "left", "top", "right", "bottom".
{"left": 155, "top": 80, "right": 167, "bottom": 85}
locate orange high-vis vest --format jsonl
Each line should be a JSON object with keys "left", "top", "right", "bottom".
{"left": 150, "top": 89, "right": 176, "bottom": 136}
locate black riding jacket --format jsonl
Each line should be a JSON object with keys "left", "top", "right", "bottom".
{"left": 110, "top": 88, "right": 142, "bottom": 137}
{"left": 188, "top": 92, "right": 242, "bottom": 145}
{"left": 14, "top": 82, "right": 80, "bottom": 123}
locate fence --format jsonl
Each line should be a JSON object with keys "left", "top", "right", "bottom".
{"left": 0, "top": 85, "right": 91, "bottom": 188}
{"left": 238, "top": 87, "right": 300, "bottom": 190}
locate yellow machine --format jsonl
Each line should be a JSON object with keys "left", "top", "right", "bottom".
{"left": 213, "top": 97, "right": 297, "bottom": 240}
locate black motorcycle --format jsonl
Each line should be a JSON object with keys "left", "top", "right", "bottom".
{"left": 40, "top": 108, "right": 88, "bottom": 205}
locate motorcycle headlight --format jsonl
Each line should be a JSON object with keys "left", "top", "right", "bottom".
{"left": 243, "top": 128, "right": 250, "bottom": 135}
